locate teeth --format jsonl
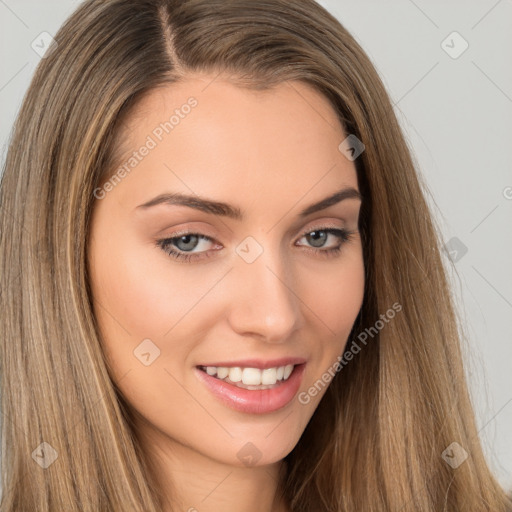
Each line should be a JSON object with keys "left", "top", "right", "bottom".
{"left": 202, "top": 364, "right": 296, "bottom": 387}
{"left": 261, "top": 368, "right": 277, "bottom": 385}
{"left": 216, "top": 367, "right": 229, "bottom": 379}
{"left": 242, "top": 367, "right": 262, "bottom": 385}
{"left": 229, "top": 367, "right": 242, "bottom": 382}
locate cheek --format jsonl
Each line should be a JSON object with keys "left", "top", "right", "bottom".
{"left": 303, "top": 250, "right": 365, "bottom": 337}
{"left": 87, "top": 231, "right": 221, "bottom": 416}
{"left": 89, "top": 231, "right": 224, "bottom": 342}
{"left": 298, "top": 248, "right": 365, "bottom": 398}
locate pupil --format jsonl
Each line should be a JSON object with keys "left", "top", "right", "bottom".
{"left": 175, "top": 234, "right": 198, "bottom": 251}
{"left": 308, "top": 230, "right": 327, "bottom": 248}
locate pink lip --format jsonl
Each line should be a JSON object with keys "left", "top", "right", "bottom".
{"left": 196, "top": 357, "right": 307, "bottom": 369}
{"left": 195, "top": 363, "right": 306, "bottom": 414}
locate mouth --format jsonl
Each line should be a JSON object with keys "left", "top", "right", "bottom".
{"left": 195, "top": 361, "right": 307, "bottom": 414}
{"left": 197, "top": 363, "right": 298, "bottom": 390}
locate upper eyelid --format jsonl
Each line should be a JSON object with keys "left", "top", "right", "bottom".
{"left": 163, "top": 217, "right": 349, "bottom": 238}
{"left": 162, "top": 224, "right": 347, "bottom": 243}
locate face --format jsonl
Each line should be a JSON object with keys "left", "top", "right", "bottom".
{"left": 87, "top": 74, "right": 365, "bottom": 468}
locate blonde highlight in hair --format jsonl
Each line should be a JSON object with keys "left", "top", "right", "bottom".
{"left": 0, "top": 0, "right": 510, "bottom": 510}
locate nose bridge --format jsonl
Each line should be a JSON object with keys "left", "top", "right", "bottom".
{"left": 227, "top": 238, "right": 302, "bottom": 341}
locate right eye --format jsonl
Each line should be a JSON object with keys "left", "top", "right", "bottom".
{"left": 156, "top": 232, "right": 220, "bottom": 262}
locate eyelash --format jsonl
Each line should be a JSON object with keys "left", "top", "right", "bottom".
{"left": 156, "top": 226, "right": 356, "bottom": 263}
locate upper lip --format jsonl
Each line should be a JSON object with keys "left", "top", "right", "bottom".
{"left": 197, "top": 357, "right": 307, "bottom": 370}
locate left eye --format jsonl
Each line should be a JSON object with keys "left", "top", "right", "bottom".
{"left": 296, "top": 228, "right": 348, "bottom": 249}
{"left": 156, "top": 227, "right": 354, "bottom": 263}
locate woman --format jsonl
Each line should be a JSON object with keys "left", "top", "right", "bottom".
{"left": 0, "top": 0, "right": 510, "bottom": 510}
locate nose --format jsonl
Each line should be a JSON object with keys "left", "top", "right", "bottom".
{"left": 226, "top": 245, "right": 303, "bottom": 343}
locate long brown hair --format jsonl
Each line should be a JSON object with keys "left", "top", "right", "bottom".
{"left": 1, "top": 0, "right": 510, "bottom": 510}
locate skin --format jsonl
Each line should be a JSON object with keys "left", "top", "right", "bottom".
{"left": 87, "top": 74, "right": 365, "bottom": 512}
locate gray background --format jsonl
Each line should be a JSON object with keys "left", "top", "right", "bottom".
{"left": 1, "top": 0, "right": 511, "bottom": 490}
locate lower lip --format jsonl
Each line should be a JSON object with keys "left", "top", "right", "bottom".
{"left": 195, "top": 364, "right": 306, "bottom": 414}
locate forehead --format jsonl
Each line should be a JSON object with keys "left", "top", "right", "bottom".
{"left": 108, "top": 75, "right": 358, "bottom": 214}
{"left": 129, "top": 74, "right": 342, "bottom": 128}
{"left": 119, "top": 74, "right": 347, "bottom": 159}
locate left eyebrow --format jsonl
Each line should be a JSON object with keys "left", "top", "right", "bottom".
{"left": 136, "top": 186, "right": 362, "bottom": 219}
{"left": 298, "top": 187, "right": 362, "bottom": 216}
